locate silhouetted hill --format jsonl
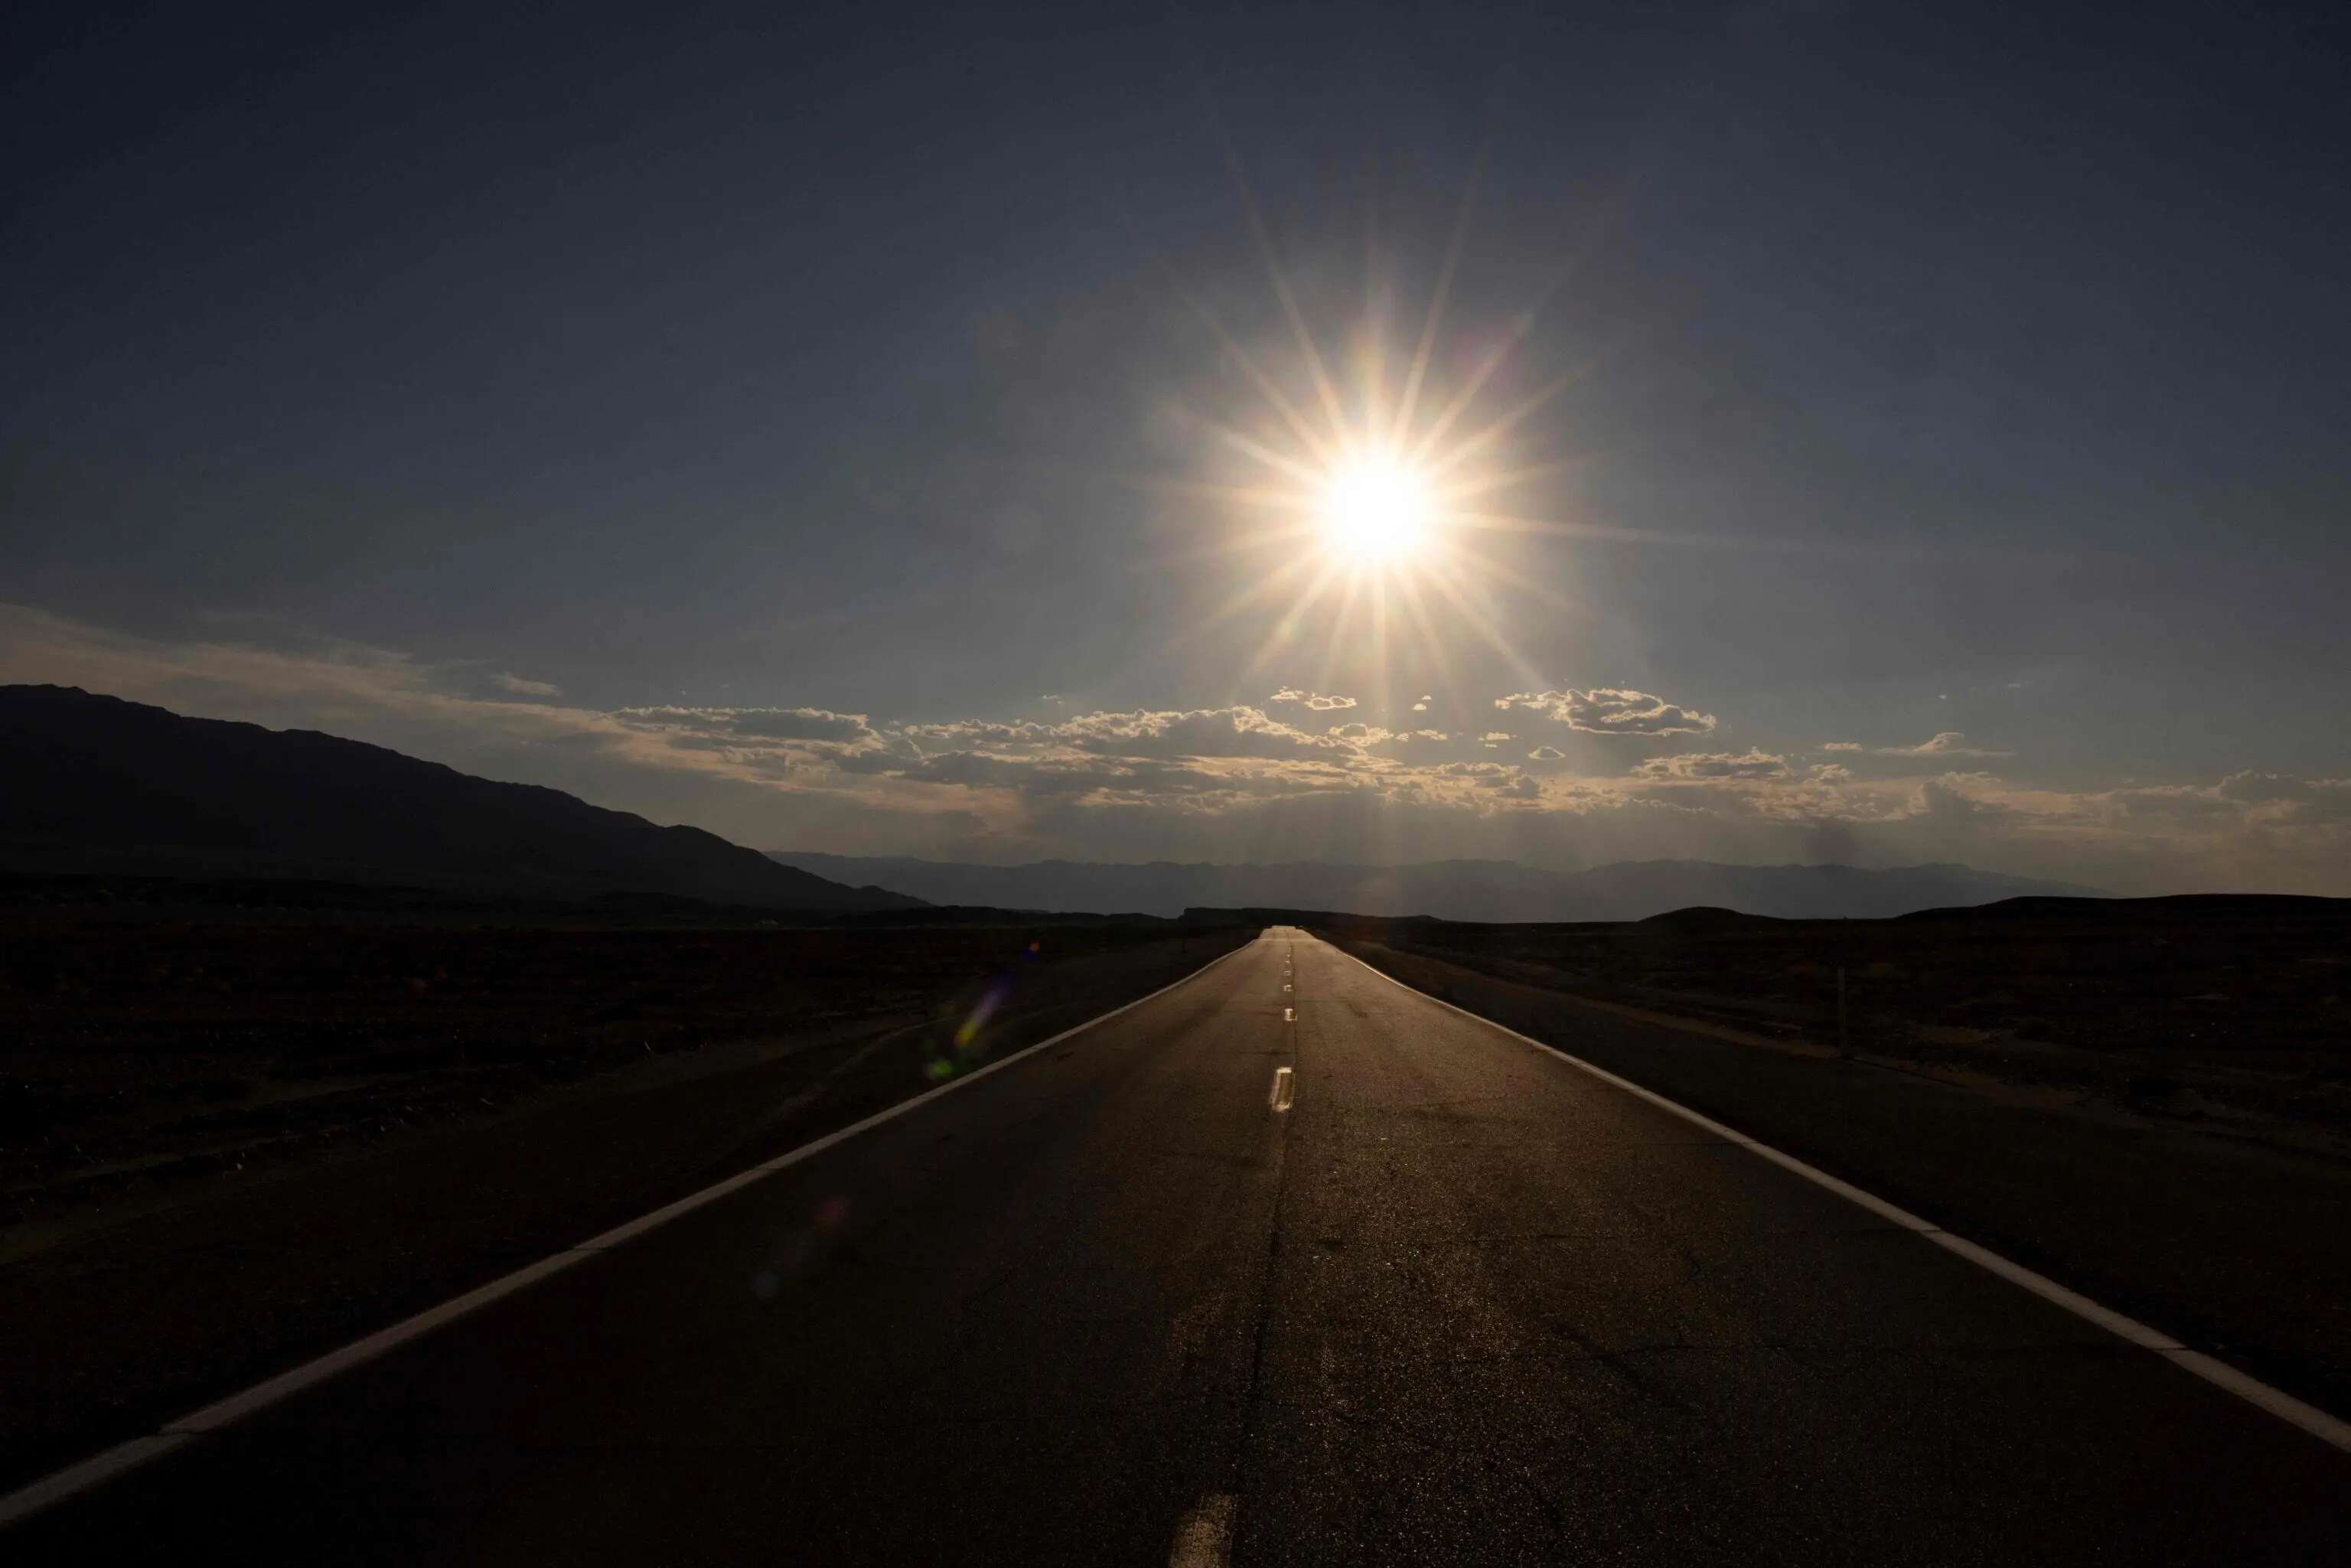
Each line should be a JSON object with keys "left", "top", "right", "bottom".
{"left": 1635, "top": 905, "right": 1781, "bottom": 931}
{"left": 1899, "top": 892, "right": 2338, "bottom": 921}
{"left": 768, "top": 851, "right": 2101, "bottom": 922}
{"left": 1, "top": 686, "right": 921, "bottom": 911}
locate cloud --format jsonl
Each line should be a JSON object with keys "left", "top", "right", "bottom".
{"left": 2216, "top": 771, "right": 2301, "bottom": 804}
{"left": 1912, "top": 774, "right": 2016, "bottom": 825}
{"left": 726, "top": 708, "right": 877, "bottom": 742}
{"left": 1410, "top": 695, "right": 1431, "bottom": 712}
{"left": 1269, "top": 687, "right": 1357, "bottom": 711}
{"left": 618, "top": 706, "right": 880, "bottom": 743}
{"left": 1528, "top": 745, "right": 1564, "bottom": 761}
{"left": 890, "top": 750, "right": 1035, "bottom": 789}
{"left": 1054, "top": 706, "right": 1349, "bottom": 760}
{"left": 2096, "top": 771, "right": 2351, "bottom": 830}
{"left": 492, "top": 672, "right": 561, "bottom": 697}
{"left": 1903, "top": 732, "right": 1997, "bottom": 755}
{"left": 1824, "top": 732, "right": 2009, "bottom": 758}
{"left": 1495, "top": 687, "right": 1717, "bottom": 736}
{"left": 1633, "top": 749, "right": 1792, "bottom": 781}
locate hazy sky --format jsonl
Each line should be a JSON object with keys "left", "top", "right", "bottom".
{"left": 5, "top": 2, "right": 2348, "bottom": 892}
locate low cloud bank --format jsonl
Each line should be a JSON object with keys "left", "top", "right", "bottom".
{"left": 4, "top": 602, "right": 2343, "bottom": 896}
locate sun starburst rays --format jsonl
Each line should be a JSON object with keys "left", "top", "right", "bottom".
{"left": 1169, "top": 225, "right": 1581, "bottom": 704}
{"left": 1076, "top": 165, "right": 1625, "bottom": 716}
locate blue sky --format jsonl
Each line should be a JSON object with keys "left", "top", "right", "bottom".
{"left": 5, "top": 2, "right": 2347, "bottom": 892}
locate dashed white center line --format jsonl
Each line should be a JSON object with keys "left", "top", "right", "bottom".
{"left": 1168, "top": 1492, "right": 1237, "bottom": 1566}
{"left": 1269, "top": 1065, "right": 1296, "bottom": 1112}
{"left": 1283, "top": 1007, "right": 1293, "bottom": 1022}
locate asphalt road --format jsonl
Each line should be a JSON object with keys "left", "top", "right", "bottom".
{"left": 14, "top": 928, "right": 2349, "bottom": 1563}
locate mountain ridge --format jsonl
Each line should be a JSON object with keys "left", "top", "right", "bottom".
{"left": 1, "top": 685, "right": 920, "bottom": 911}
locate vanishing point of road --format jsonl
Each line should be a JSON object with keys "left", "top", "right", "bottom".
{"left": 11, "top": 928, "right": 2348, "bottom": 1563}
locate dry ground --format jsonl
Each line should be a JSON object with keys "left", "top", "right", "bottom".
{"left": 1326, "top": 897, "right": 2351, "bottom": 1147}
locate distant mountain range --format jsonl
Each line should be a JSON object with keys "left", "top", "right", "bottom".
{"left": 0, "top": 686, "right": 920, "bottom": 911}
{"left": 766, "top": 851, "right": 2102, "bottom": 922}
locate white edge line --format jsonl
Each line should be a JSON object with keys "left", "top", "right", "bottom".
{"left": 1325, "top": 940, "right": 2351, "bottom": 1455}
{"left": 0, "top": 1436, "right": 194, "bottom": 1531}
{"left": 165, "top": 1250, "right": 590, "bottom": 1434}
{"left": 0, "top": 935, "right": 1261, "bottom": 1530}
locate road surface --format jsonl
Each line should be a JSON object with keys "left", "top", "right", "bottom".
{"left": 12, "top": 928, "right": 2348, "bottom": 1563}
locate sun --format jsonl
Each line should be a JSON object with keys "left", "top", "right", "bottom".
{"left": 1141, "top": 178, "right": 1593, "bottom": 694}
{"left": 1318, "top": 455, "right": 1433, "bottom": 566}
